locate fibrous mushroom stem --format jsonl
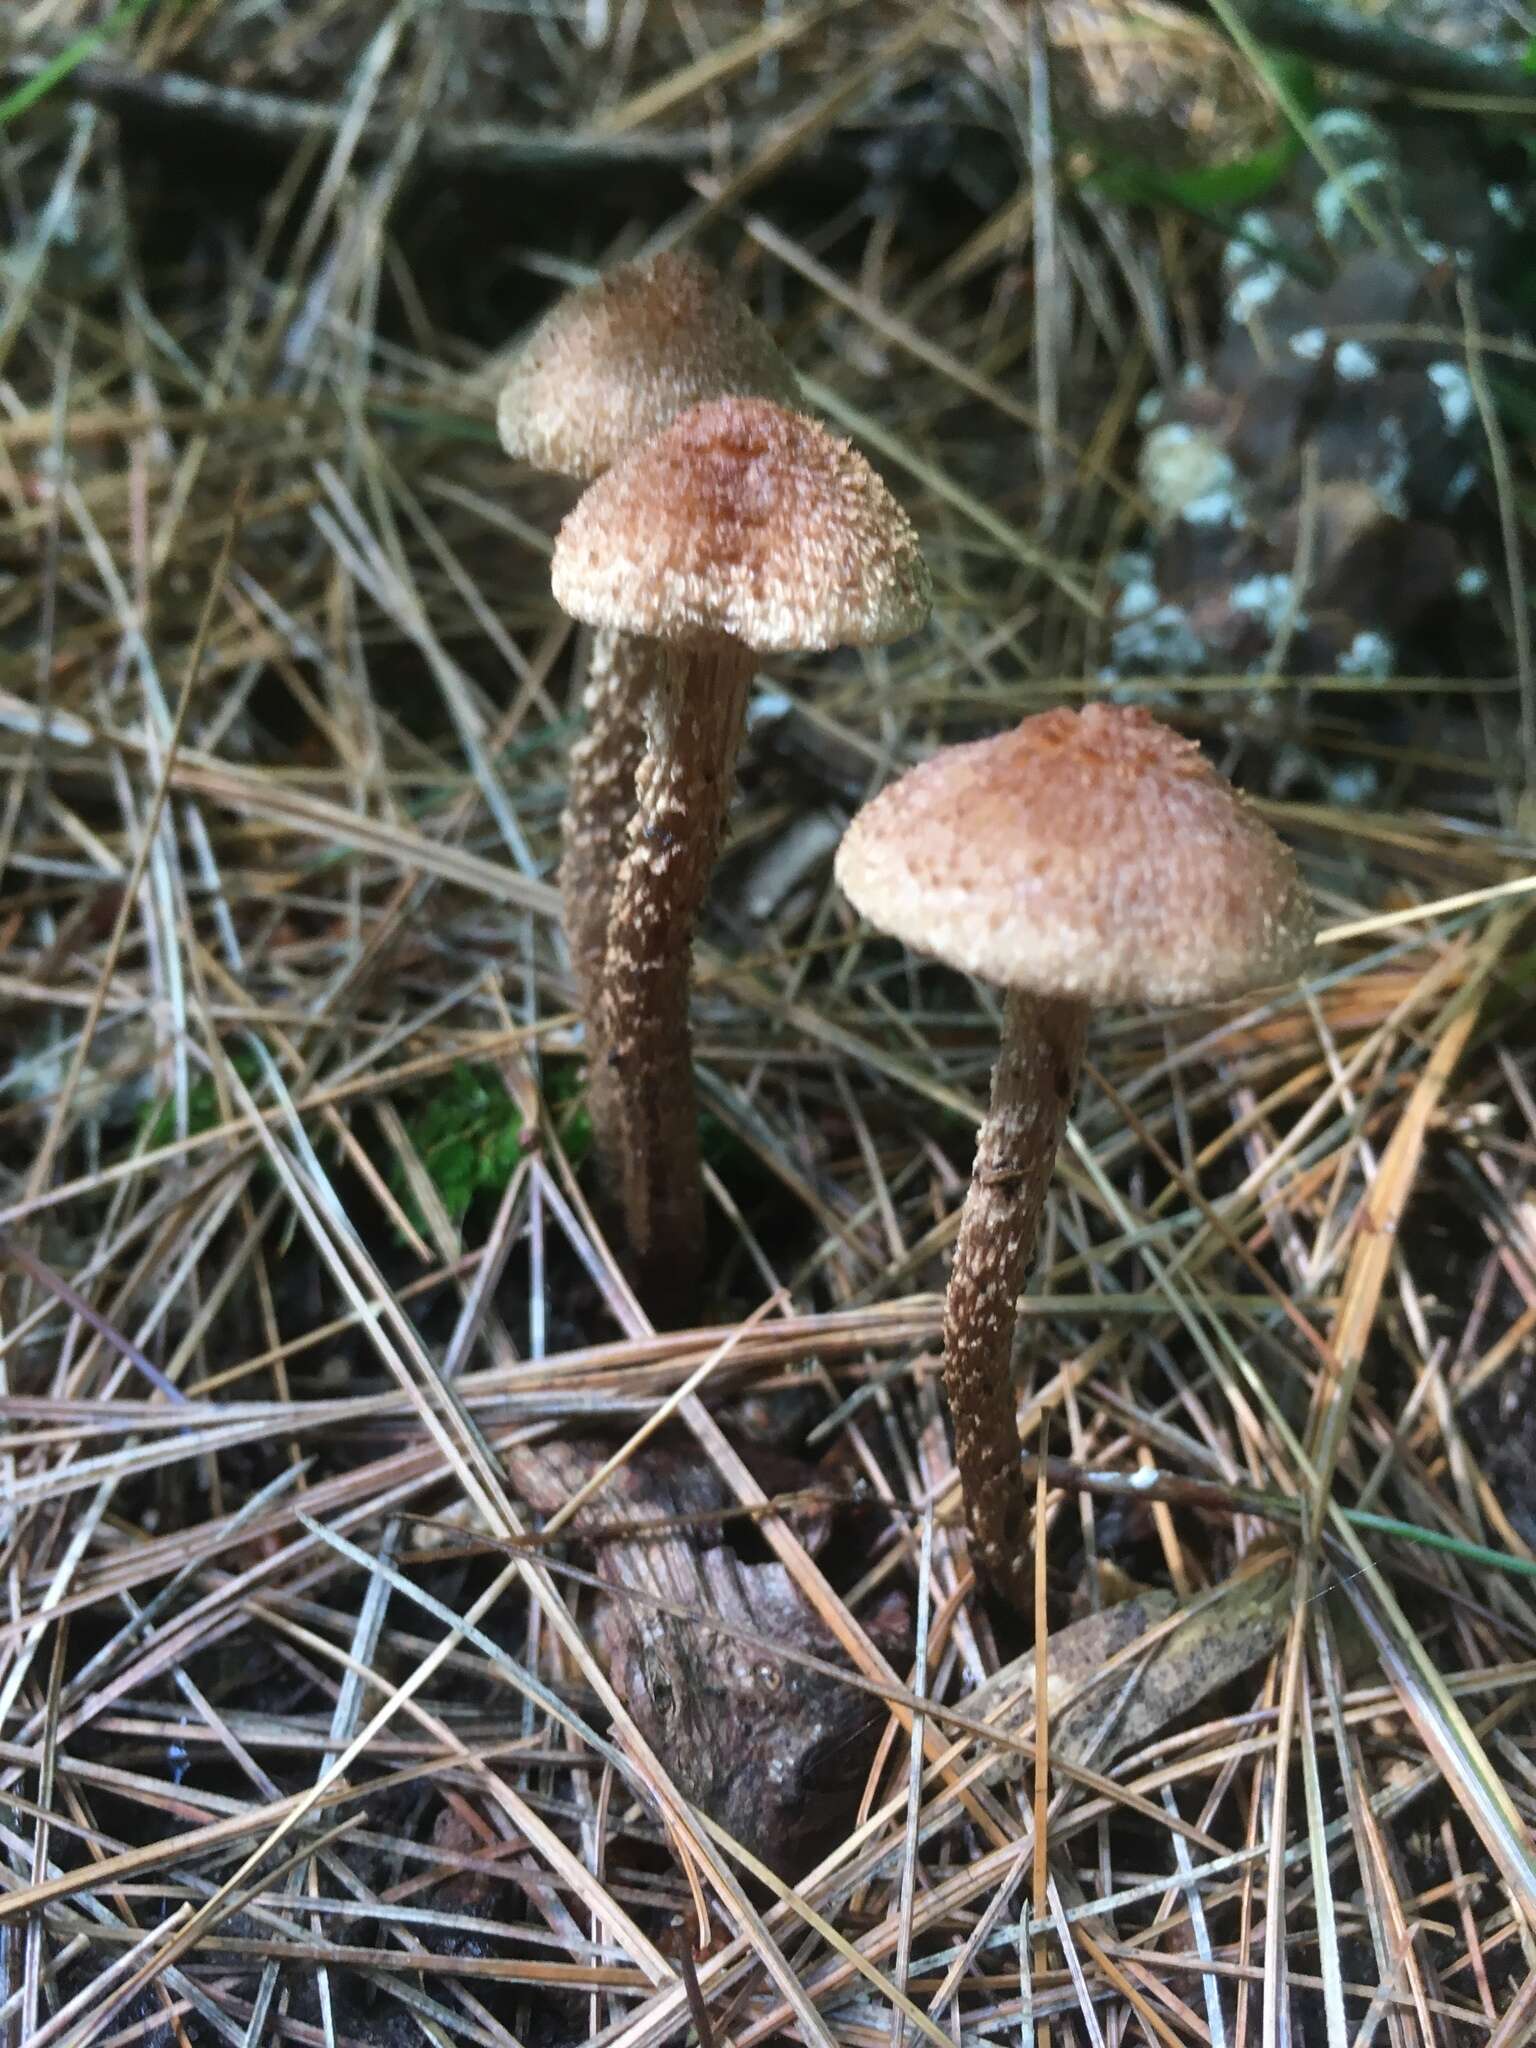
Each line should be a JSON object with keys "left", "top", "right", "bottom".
{"left": 560, "top": 627, "right": 651, "bottom": 1175}
{"left": 943, "top": 988, "right": 1089, "bottom": 1611}
{"left": 598, "top": 636, "right": 756, "bottom": 1325}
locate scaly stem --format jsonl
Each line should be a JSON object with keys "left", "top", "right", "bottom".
{"left": 598, "top": 636, "right": 755, "bottom": 1325}
{"left": 943, "top": 989, "right": 1088, "bottom": 1610}
{"left": 560, "top": 627, "right": 650, "bottom": 1179}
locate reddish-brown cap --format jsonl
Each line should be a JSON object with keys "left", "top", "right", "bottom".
{"left": 550, "top": 397, "right": 931, "bottom": 652}
{"left": 835, "top": 704, "right": 1314, "bottom": 1006}
{"left": 497, "top": 252, "right": 801, "bottom": 480}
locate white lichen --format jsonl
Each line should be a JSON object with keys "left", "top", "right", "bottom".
{"left": 1490, "top": 185, "right": 1522, "bottom": 225}
{"left": 1228, "top": 266, "right": 1283, "bottom": 323}
{"left": 1230, "top": 573, "right": 1295, "bottom": 634}
{"left": 1139, "top": 424, "right": 1238, "bottom": 521}
{"left": 1314, "top": 160, "right": 1394, "bottom": 247}
{"left": 1114, "top": 578, "right": 1159, "bottom": 621}
{"left": 1335, "top": 341, "right": 1377, "bottom": 382}
{"left": 1223, "top": 214, "right": 1275, "bottom": 277}
{"left": 1181, "top": 487, "right": 1245, "bottom": 528}
{"left": 1338, "top": 629, "right": 1394, "bottom": 678}
{"left": 1328, "top": 762, "right": 1380, "bottom": 806}
{"left": 1111, "top": 602, "right": 1208, "bottom": 676}
{"left": 1312, "top": 109, "right": 1386, "bottom": 155}
{"left": 1427, "top": 360, "right": 1474, "bottom": 434}
{"left": 746, "top": 689, "right": 793, "bottom": 729}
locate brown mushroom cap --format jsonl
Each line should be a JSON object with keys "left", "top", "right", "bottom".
{"left": 550, "top": 397, "right": 932, "bottom": 652}
{"left": 835, "top": 704, "right": 1315, "bottom": 1007}
{"left": 497, "top": 253, "right": 801, "bottom": 481}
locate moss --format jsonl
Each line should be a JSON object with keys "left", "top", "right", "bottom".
{"left": 392, "top": 1062, "right": 526, "bottom": 1230}
{"left": 391, "top": 1057, "right": 592, "bottom": 1234}
{"left": 139, "top": 1049, "right": 266, "bottom": 1150}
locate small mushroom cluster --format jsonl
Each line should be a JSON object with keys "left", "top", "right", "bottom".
{"left": 497, "top": 253, "right": 803, "bottom": 1200}
{"left": 504, "top": 259, "right": 1317, "bottom": 1608}
{"left": 501, "top": 256, "right": 930, "bottom": 1326}
{"left": 553, "top": 399, "right": 929, "bottom": 1324}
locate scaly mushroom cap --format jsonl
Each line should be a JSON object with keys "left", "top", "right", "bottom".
{"left": 835, "top": 704, "right": 1315, "bottom": 1007}
{"left": 497, "top": 253, "right": 801, "bottom": 480}
{"left": 550, "top": 397, "right": 932, "bottom": 652}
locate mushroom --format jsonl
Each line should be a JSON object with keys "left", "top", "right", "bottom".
{"left": 834, "top": 704, "right": 1314, "bottom": 1608}
{"left": 496, "top": 253, "right": 800, "bottom": 1155}
{"left": 497, "top": 251, "right": 800, "bottom": 481}
{"left": 552, "top": 395, "right": 931, "bottom": 1323}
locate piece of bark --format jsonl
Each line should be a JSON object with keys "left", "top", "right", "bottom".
{"left": 504, "top": 1436, "right": 906, "bottom": 1875}
{"left": 963, "top": 1545, "right": 1293, "bottom": 1773}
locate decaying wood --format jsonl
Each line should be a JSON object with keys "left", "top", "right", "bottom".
{"left": 503, "top": 1435, "right": 907, "bottom": 1874}
{"left": 964, "top": 1545, "right": 1294, "bottom": 1773}
{"left": 497, "top": 1428, "right": 1290, "bottom": 1869}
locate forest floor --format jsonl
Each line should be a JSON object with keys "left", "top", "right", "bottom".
{"left": 2, "top": 2, "right": 1536, "bottom": 2043}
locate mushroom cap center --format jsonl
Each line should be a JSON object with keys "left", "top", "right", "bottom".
{"left": 551, "top": 396, "right": 932, "bottom": 653}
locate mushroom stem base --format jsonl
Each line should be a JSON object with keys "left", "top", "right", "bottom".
{"left": 599, "top": 637, "right": 755, "bottom": 1326}
{"left": 560, "top": 628, "right": 651, "bottom": 1183}
{"left": 944, "top": 990, "right": 1088, "bottom": 1612}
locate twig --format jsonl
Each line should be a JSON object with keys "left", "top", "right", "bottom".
{"left": 1170, "top": 0, "right": 1536, "bottom": 100}
{"left": 0, "top": 54, "right": 719, "bottom": 169}
{"left": 0, "top": 1233, "right": 187, "bottom": 1405}
{"left": 680, "top": 1917, "right": 718, "bottom": 2048}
